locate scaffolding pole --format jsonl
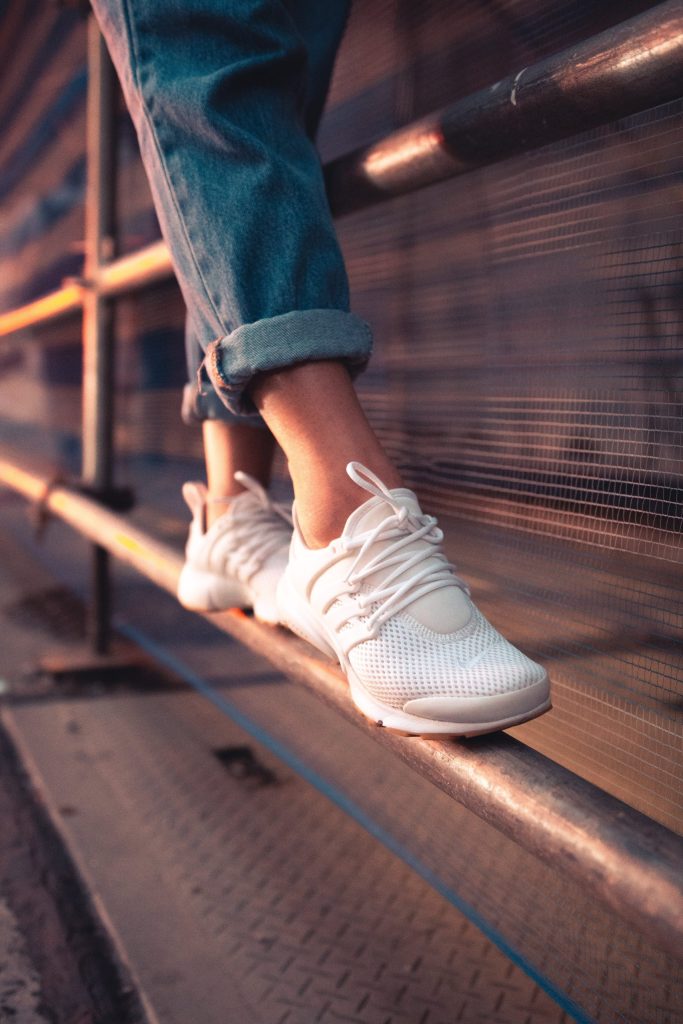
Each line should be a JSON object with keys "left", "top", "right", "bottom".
{"left": 81, "top": 17, "right": 118, "bottom": 653}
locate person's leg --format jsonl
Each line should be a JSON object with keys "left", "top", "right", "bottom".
{"left": 201, "top": 421, "right": 275, "bottom": 527}
{"left": 177, "top": 318, "right": 286, "bottom": 615}
{"left": 92, "top": 0, "right": 398, "bottom": 535}
{"left": 91, "top": 0, "right": 371, "bottom": 410}
{"left": 252, "top": 361, "right": 401, "bottom": 548}
{"left": 93, "top": 0, "right": 550, "bottom": 732}
{"left": 183, "top": 319, "right": 276, "bottom": 526}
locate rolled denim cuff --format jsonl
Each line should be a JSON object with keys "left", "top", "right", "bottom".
{"left": 181, "top": 381, "right": 267, "bottom": 429}
{"left": 202, "top": 308, "right": 373, "bottom": 416}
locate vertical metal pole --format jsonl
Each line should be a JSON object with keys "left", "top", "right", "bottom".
{"left": 82, "top": 17, "right": 117, "bottom": 654}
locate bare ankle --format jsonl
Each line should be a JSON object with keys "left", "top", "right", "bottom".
{"left": 293, "top": 467, "right": 401, "bottom": 548}
{"left": 295, "top": 498, "right": 351, "bottom": 549}
{"left": 205, "top": 492, "right": 238, "bottom": 529}
{"left": 251, "top": 359, "right": 403, "bottom": 545}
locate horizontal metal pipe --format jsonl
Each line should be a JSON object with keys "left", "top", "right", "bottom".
{"left": 327, "top": 0, "right": 683, "bottom": 214}
{"left": 0, "top": 241, "right": 173, "bottom": 339}
{"left": 98, "top": 239, "right": 172, "bottom": 297}
{"left": 1, "top": 3, "right": 682, "bottom": 337}
{"left": 1, "top": 448, "right": 681, "bottom": 957}
{"left": 0, "top": 283, "right": 83, "bottom": 337}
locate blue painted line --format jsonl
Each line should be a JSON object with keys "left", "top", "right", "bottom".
{"left": 117, "top": 617, "right": 594, "bottom": 1024}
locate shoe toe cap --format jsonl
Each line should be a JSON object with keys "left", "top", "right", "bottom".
{"left": 403, "top": 674, "right": 550, "bottom": 724}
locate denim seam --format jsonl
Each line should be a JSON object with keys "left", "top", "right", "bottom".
{"left": 207, "top": 339, "right": 234, "bottom": 390}
{"left": 118, "top": 0, "right": 229, "bottom": 334}
{"left": 204, "top": 311, "right": 372, "bottom": 412}
{"left": 224, "top": 322, "right": 370, "bottom": 385}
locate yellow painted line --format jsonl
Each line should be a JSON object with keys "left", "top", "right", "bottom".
{"left": 112, "top": 530, "right": 180, "bottom": 584}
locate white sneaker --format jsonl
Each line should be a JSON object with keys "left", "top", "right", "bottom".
{"left": 277, "top": 462, "right": 551, "bottom": 736}
{"left": 177, "top": 472, "right": 292, "bottom": 624}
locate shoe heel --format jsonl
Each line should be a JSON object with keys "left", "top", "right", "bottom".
{"left": 276, "top": 573, "right": 337, "bottom": 659}
{"left": 177, "top": 564, "right": 247, "bottom": 612}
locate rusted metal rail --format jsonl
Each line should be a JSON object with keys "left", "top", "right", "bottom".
{"left": 326, "top": 0, "right": 683, "bottom": 213}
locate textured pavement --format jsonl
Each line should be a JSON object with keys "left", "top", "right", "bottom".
{"left": 0, "top": 899, "right": 45, "bottom": 1024}
{"left": 0, "top": 513, "right": 571, "bottom": 1024}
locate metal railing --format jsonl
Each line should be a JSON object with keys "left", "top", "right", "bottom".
{"left": 0, "top": 1, "right": 682, "bottom": 959}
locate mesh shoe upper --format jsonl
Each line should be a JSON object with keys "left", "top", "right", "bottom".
{"left": 346, "top": 604, "right": 547, "bottom": 709}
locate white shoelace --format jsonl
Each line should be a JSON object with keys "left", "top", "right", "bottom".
{"left": 327, "top": 463, "right": 468, "bottom": 648}
{"left": 211, "top": 472, "right": 292, "bottom": 582}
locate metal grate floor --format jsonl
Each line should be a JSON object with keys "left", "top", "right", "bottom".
{"left": 6, "top": 688, "right": 568, "bottom": 1024}
{"left": 0, "top": 512, "right": 570, "bottom": 1024}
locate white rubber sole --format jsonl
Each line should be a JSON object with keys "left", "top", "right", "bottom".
{"left": 277, "top": 572, "right": 551, "bottom": 737}
{"left": 347, "top": 671, "right": 551, "bottom": 737}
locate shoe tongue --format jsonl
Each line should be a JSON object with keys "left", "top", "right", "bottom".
{"left": 343, "top": 488, "right": 471, "bottom": 634}
{"left": 344, "top": 489, "right": 421, "bottom": 536}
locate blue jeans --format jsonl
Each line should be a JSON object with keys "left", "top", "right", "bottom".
{"left": 91, "top": 0, "right": 372, "bottom": 424}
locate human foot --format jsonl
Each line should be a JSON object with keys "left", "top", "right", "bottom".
{"left": 177, "top": 472, "right": 291, "bottom": 624}
{"left": 277, "top": 463, "right": 551, "bottom": 736}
